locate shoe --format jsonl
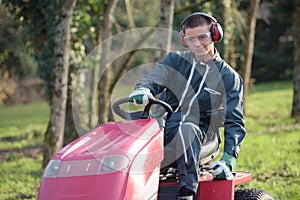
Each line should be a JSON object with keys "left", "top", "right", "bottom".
{"left": 178, "top": 187, "right": 194, "bottom": 200}
{"left": 177, "top": 195, "right": 193, "bottom": 200}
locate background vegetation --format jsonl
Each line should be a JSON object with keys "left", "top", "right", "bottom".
{"left": 0, "top": 0, "right": 300, "bottom": 199}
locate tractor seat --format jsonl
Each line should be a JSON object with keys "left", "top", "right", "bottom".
{"left": 160, "top": 129, "right": 221, "bottom": 169}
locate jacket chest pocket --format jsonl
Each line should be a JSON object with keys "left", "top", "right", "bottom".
{"left": 198, "top": 87, "right": 222, "bottom": 109}
{"left": 203, "top": 87, "right": 221, "bottom": 96}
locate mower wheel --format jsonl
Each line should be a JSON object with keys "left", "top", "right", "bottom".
{"left": 234, "top": 188, "right": 273, "bottom": 200}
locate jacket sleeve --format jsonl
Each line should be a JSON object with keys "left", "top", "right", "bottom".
{"left": 135, "top": 53, "right": 175, "bottom": 95}
{"left": 223, "top": 71, "right": 246, "bottom": 158}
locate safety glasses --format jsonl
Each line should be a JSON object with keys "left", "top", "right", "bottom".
{"left": 184, "top": 32, "right": 211, "bottom": 44}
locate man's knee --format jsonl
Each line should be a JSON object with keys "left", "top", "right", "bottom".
{"left": 180, "top": 122, "right": 203, "bottom": 143}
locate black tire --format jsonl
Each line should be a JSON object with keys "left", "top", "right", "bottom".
{"left": 234, "top": 188, "right": 274, "bottom": 200}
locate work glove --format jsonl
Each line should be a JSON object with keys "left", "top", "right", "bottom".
{"left": 209, "top": 152, "right": 236, "bottom": 180}
{"left": 129, "top": 87, "right": 153, "bottom": 107}
{"left": 220, "top": 152, "right": 236, "bottom": 171}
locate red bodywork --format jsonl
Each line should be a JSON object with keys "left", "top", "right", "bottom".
{"left": 38, "top": 118, "right": 252, "bottom": 200}
{"left": 38, "top": 119, "right": 163, "bottom": 200}
{"left": 158, "top": 172, "right": 252, "bottom": 200}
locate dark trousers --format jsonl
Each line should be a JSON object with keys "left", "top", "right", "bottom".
{"left": 164, "top": 121, "right": 204, "bottom": 194}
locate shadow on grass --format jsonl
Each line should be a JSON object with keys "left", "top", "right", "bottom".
{"left": 0, "top": 144, "right": 44, "bottom": 162}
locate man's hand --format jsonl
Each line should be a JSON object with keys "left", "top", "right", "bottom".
{"left": 220, "top": 152, "right": 236, "bottom": 171}
{"left": 209, "top": 153, "right": 236, "bottom": 180}
{"left": 129, "top": 87, "right": 153, "bottom": 107}
{"left": 209, "top": 160, "right": 233, "bottom": 180}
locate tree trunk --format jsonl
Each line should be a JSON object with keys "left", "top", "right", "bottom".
{"left": 292, "top": 1, "right": 300, "bottom": 122}
{"left": 64, "top": 63, "right": 78, "bottom": 145}
{"left": 43, "top": 0, "right": 76, "bottom": 167}
{"left": 125, "top": 0, "right": 136, "bottom": 29}
{"left": 97, "top": 0, "right": 118, "bottom": 124}
{"left": 242, "top": 0, "right": 260, "bottom": 114}
{"left": 221, "top": 0, "right": 237, "bottom": 69}
{"left": 156, "top": 0, "right": 174, "bottom": 61}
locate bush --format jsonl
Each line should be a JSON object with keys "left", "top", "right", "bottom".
{"left": 0, "top": 74, "right": 17, "bottom": 106}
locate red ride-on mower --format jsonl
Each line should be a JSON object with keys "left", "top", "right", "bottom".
{"left": 38, "top": 97, "right": 273, "bottom": 200}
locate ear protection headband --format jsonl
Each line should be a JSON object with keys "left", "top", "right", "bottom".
{"left": 179, "top": 12, "right": 223, "bottom": 47}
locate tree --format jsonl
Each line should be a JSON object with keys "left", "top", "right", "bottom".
{"left": 241, "top": 0, "right": 261, "bottom": 113}
{"left": 0, "top": 3, "right": 38, "bottom": 79}
{"left": 292, "top": 0, "right": 300, "bottom": 121}
{"left": 221, "top": 0, "right": 237, "bottom": 69}
{"left": 156, "top": 0, "right": 175, "bottom": 60}
{"left": 251, "top": 0, "right": 294, "bottom": 83}
{"left": 43, "top": 0, "right": 76, "bottom": 167}
{"left": 95, "top": 0, "right": 118, "bottom": 124}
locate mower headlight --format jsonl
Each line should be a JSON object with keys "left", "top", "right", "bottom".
{"left": 43, "top": 160, "right": 61, "bottom": 177}
{"left": 100, "top": 154, "right": 130, "bottom": 173}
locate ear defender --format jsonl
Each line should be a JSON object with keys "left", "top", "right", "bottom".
{"left": 179, "top": 12, "right": 223, "bottom": 47}
{"left": 211, "top": 23, "right": 223, "bottom": 42}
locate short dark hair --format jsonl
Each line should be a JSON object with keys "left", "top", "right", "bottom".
{"left": 183, "top": 14, "right": 213, "bottom": 30}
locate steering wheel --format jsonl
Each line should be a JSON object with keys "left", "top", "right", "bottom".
{"left": 112, "top": 97, "right": 173, "bottom": 120}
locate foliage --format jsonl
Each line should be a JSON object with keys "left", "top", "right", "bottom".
{"left": 0, "top": 0, "right": 297, "bottom": 85}
{"left": 2, "top": 0, "right": 57, "bottom": 101}
{"left": 252, "top": 0, "right": 295, "bottom": 82}
{"left": 0, "top": 74, "right": 17, "bottom": 106}
{"left": 114, "top": 0, "right": 160, "bottom": 29}
{"left": 0, "top": 3, "right": 38, "bottom": 78}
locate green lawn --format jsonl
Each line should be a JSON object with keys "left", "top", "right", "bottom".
{"left": 0, "top": 81, "right": 299, "bottom": 199}
{"left": 238, "top": 81, "right": 300, "bottom": 199}
{"left": 0, "top": 102, "right": 49, "bottom": 199}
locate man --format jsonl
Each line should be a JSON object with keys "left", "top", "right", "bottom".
{"left": 129, "top": 12, "right": 246, "bottom": 200}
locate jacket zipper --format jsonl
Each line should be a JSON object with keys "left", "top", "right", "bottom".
{"left": 177, "top": 59, "right": 210, "bottom": 165}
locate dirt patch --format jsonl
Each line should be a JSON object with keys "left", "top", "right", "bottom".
{"left": 17, "top": 193, "right": 35, "bottom": 199}
{"left": 0, "top": 136, "right": 20, "bottom": 142}
{"left": 0, "top": 144, "right": 44, "bottom": 163}
{"left": 256, "top": 165, "right": 293, "bottom": 182}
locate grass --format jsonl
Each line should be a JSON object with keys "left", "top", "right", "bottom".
{"left": 0, "top": 157, "right": 43, "bottom": 200}
{"left": 238, "top": 81, "right": 300, "bottom": 199}
{"left": 0, "top": 81, "right": 299, "bottom": 199}
{"left": 0, "top": 102, "right": 49, "bottom": 200}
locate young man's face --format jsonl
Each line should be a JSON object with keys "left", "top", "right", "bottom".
{"left": 184, "top": 25, "right": 214, "bottom": 61}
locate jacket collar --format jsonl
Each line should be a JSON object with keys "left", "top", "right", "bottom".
{"left": 194, "top": 48, "right": 222, "bottom": 65}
